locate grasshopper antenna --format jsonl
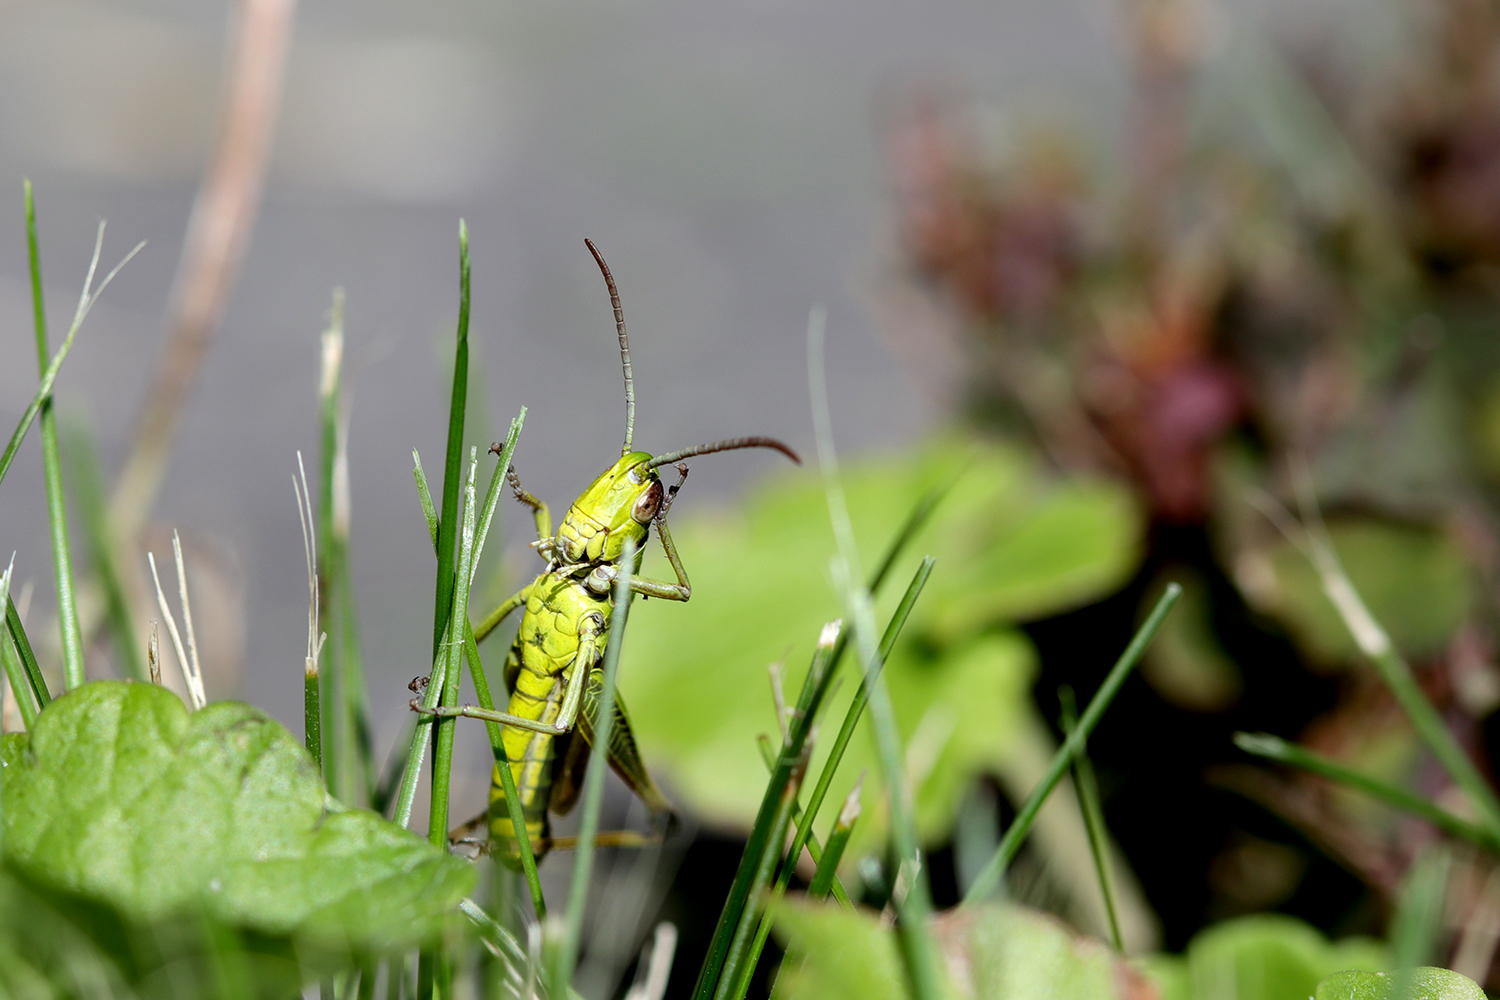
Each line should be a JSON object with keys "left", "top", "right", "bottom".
{"left": 646, "top": 437, "right": 801, "bottom": 469}
{"left": 585, "top": 238, "right": 635, "bottom": 455}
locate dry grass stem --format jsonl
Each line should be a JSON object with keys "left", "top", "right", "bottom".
{"left": 110, "top": 0, "right": 298, "bottom": 555}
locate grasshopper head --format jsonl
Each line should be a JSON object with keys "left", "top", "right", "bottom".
{"left": 555, "top": 452, "right": 663, "bottom": 565}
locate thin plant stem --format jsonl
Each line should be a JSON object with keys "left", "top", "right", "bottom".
{"left": 962, "top": 583, "right": 1181, "bottom": 905}
{"left": 728, "top": 563, "right": 936, "bottom": 998}
{"left": 63, "top": 420, "right": 145, "bottom": 681}
{"left": 0, "top": 232, "right": 143, "bottom": 492}
{"left": 690, "top": 494, "right": 943, "bottom": 1000}
{"left": 809, "top": 306, "right": 944, "bottom": 1000}
{"left": 429, "top": 450, "right": 480, "bottom": 851}
{"left": 753, "top": 734, "right": 853, "bottom": 908}
{"left": 1292, "top": 495, "right": 1500, "bottom": 846}
{"left": 808, "top": 779, "right": 862, "bottom": 901}
{"left": 0, "top": 558, "right": 37, "bottom": 730}
{"left": 431, "top": 221, "right": 471, "bottom": 661}
{"left": 1059, "top": 687, "right": 1123, "bottom": 952}
{"left": 295, "top": 453, "right": 326, "bottom": 768}
{"left": 1391, "top": 847, "right": 1452, "bottom": 996}
{"left": 147, "top": 552, "right": 196, "bottom": 707}
{"left": 1234, "top": 732, "right": 1500, "bottom": 852}
{"left": 6, "top": 595, "right": 51, "bottom": 712}
{"left": 317, "top": 291, "right": 346, "bottom": 798}
{"left": 24, "top": 181, "right": 85, "bottom": 690}
{"left": 550, "top": 539, "right": 637, "bottom": 992}
{"left": 110, "top": 0, "right": 296, "bottom": 549}
{"left": 461, "top": 620, "right": 546, "bottom": 919}
{"left": 718, "top": 746, "right": 809, "bottom": 1000}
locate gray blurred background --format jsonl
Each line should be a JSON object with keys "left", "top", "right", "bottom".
{"left": 0, "top": 0, "right": 1360, "bottom": 773}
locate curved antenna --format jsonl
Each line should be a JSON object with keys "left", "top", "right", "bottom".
{"left": 585, "top": 238, "right": 635, "bottom": 455}
{"left": 646, "top": 436, "right": 801, "bottom": 470}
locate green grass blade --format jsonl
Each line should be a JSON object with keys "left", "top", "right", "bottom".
{"left": 317, "top": 290, "right": 346, "bottom": 798}
{"left": 0, "top": 211, "right": 142, "bottom": 493}
{"left": 1059, "top": 686, "right": 1123, "bottom": 952}
{"left": 550, "top": 539, "right": 637, "bottom": 993}
{"left": 392, "top": 616, "right": 449, "bottom": 829}
{"left": 470, "top": 410, "right": 525, "bottom": 584}
{"left": 811, "top": 306, "right": 945, "bottom": 1000}
{"left": 1234, "top": 732, "right": 1500, "bottom": 852}
{"left": 430, "top": 450, "right": 479, "bottom": 849}
{"left": 6, "top": 595, "right": 52, "bottom": 711}
{"left": 718, "top": 747, "right": 808, "bottom": 1000}
{"left": 752, "top": 734, "right": 853, "bottom": 908}
{"left": 461, "top": 619, "right": 546, "bottom": 919}
{"left": 1300, "top": 523, "right": 1500, "bottom": 845}
{"left": 691, "top": 509, "right": 942, "bottom": 1000}
{"left": 0, "top": 559, "right": 38, "bottom": 730}
{"left": 431, "top": 221, "right": 471, "bottom": 661}
{"left": 305, "top": 663, "right": 323, "bottom": 768}
{"left": 962, "top": 583, "right": 1181, "bottom": 904}
{"left": 63, "top": 419, "right": 146, "bottom": 681}
{"left": 1390, "top": 848, "right": 1451, "bottom": 997}
{"left": 24, "top": 181, "right": 85, "bottom": 690}
{"left": 728, "top": 558, "right": 936, "bottom": 998}
{"left": 414, "top": 451, "right": 438, "bottom": 547}
{"left": 808, "top": 780, "right": 861, "bottom": 901}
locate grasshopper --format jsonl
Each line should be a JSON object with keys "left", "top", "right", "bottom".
{"left": 414, "top": 240, "right": 799, "bottom": 868}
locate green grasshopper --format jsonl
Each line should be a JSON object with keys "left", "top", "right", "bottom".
{"left": 414, "top": 240, "right": 799, "bottom": 868}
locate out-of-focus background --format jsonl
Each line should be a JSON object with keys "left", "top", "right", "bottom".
{"left": 19, "top": 0, "right": 1500, "bottom": 993}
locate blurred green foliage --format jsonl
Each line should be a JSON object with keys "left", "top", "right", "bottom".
{"left": 621, "top": 437, "right": 1140, "bottom": 847}
{"left": 1254, "top": 517, "right": 1474, "bottom": 666}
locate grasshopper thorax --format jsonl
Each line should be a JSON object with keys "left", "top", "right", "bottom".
{"left": 554, "top": 451, "right": 664, "bottom": 566}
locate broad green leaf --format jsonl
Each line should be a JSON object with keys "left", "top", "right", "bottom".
{"left": 0, "top": 681, "right": 474, "bottom": 952}
{"left": 620, "top": 437, "right": 1139, "bottom": 844}
{"left": 1257, "top": 518, "right": 1472, "bottom": 665}
{"left": 771, "top": 900, "right": 1138, "bottom": 999}
{"left": 1143, "top": 914, "right": 1385, "bottom": 1000}
{"left": 1315, "top": 968, "right": 1485, "bottom": 1000}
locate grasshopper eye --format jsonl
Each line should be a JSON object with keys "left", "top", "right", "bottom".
{"left": 632, "top": 481, "right": 664, "bottom": 523}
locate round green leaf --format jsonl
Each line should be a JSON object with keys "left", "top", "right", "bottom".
{"left": 0, "top": 681, "right": 474, "bottom": 950}
{"left": 1316, "top": 968, "right": 1485, "bottom": 1000}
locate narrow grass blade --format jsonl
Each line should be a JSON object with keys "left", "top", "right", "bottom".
{"left": 809, "top": 779, "right": 862, "bottom": 901}
{"left": 429, "top": 449, "right": 479, "bottom": 850}
{"left": 25, "top": 181, "right": 85, "bottom": 690}
{"left": 0, "top": 558, "right": 38, "bottom": 730}
{"left": 317, "top": 292, "right": 346, "bottom": 797}
{"left": 461, "top": 620, "right": 546, "bottom": 918}
{"left": 718, "top": 739, "right": 810, "bottom": 1000}
{"left": 550, "top": 539, "right": 637, "bottom": 992}
{"left": 6, "top": 594, "right": 51, "bottom": 712}
{"left": 753, "top": 733, "right": 853, "bottom": 908}
{"left": 392, "top": 616, "right": 448, "bottom": 828}
{"left": 691, "top": 511, "right": 941, "bottom": 1000}
{"left": 809, "top": 306, "right": 943, "bottom": 1000}
{"left": 470, "top": 410, "right": 525, "bottom": 585}
{"left": 729, "top": 561, "right": 936, "bottom": 996}
{"left": 454, "top": 419, "right": 544, "bottom": 916}
{"left": 431, "top": 221, "right": 471, "bottom": 661}
{"left": 0, "top": 227, "right": 143, "bottom": 491}
{"left": 1296, "top": 506, "right": 1500, "bottom": 845}
{"left": 1235, "top": 732, "right": 1500, "bottom": 852}
{"left": 413, "top": 452, "right": 438, "bottom": 547}
{"left": 147, "top": 552, "right": 196, "bottom": 708}
{"left": 295, "top": 454, "right": 325, "bottom": 769}
{"left": 63, "top": 420, "right": 145, "bottom": 680}
{"left": 963, "top": 583, "right": 1181, "bottom": 905}
{"left": 1390, "top": 847, "right": 1452, "bottom": 997}
{"left": 1059, "top": 686, "right": 1122, "bottom": 952}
